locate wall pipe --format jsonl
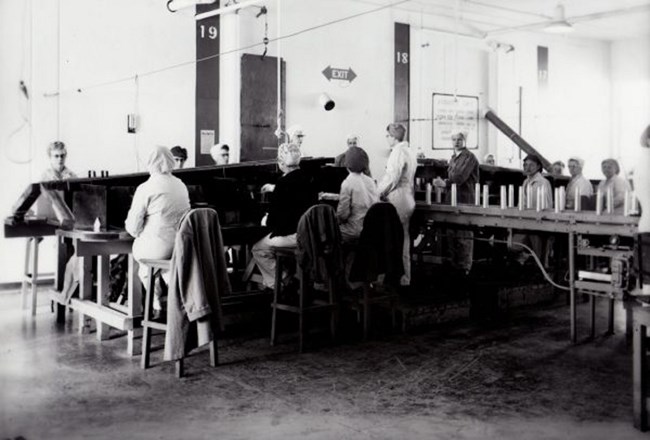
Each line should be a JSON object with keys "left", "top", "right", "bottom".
{"left": 484, "top": 107, "right": 552, "bottom": 172}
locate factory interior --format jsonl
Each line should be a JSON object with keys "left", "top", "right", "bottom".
{"left": 1, "top": 0, "right": 650, "bottom": 439}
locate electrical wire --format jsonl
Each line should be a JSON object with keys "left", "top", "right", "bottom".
{"left": 42, "top": 0, "right": 410, "bottom": 98}
{"left": 422, "top": 231, "right": 571, "bottom": 291}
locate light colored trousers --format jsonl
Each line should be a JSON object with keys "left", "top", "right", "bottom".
{"left": 251, "top": 233, "right": 297, "bottom": 289}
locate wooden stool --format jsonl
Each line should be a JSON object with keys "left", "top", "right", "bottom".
{"left": 140, "top": 260, "right": 218, "bottom": 378}
{"left": 21, "top": 237, "right": 52, "bottom": 316}
{"left": 270, "top": 248, "right": 338, "bottom": 353}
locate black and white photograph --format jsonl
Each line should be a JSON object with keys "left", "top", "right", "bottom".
{"left": 1, "top": 0, "right": 649, "bottom": 438}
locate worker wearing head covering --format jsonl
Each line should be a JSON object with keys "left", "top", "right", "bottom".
{"left": 334, "top": 134, "right": 371, "bottom": 176}
{"left": 551, "top": 160, "right": 566, "bottom": 176}
{"left": 378, "top": 122, "right": 418, "bottom": 286}
{"left": 210, "top": 143, "right": 230, "bottom": 165}
{"left": 483, "top": 153, "right": 495, "bottom": 166}
{"left": 598, "top": 158, "right": 631, "bottom": 214}
{"left": 565, "top": 156, "right": 594, "bottom": 209}
{"left": 512, "top": 154, "right": 553, "bottom": 265}
{"left": 125, "top": 146, "right": 191, "bottom": 312}
{"left": 251, "top": 143, "right": 318, "bottom": 289}
{"left": 337, "top": 147, "right": 378, "bottom": 243}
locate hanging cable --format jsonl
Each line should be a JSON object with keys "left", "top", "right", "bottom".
{"left": 259, "top": 6, "right": 268, "bottom": 60}
{"left": 275, "top": 0, "right": 284, "bottom": 144}
{"left": 42, "top": 0, "right": 410, "bottom": 98}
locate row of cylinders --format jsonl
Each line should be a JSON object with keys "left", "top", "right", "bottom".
{"left": 425, "top": 182, "right": 639, "bottom": 216}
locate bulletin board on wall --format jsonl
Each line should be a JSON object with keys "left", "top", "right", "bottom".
{"left": 432, "top": 93, "right": 479, "bottom": 150}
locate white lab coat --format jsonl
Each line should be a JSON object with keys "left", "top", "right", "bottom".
{"left": 125, "top": 173, "right": 190, "bottom": 261}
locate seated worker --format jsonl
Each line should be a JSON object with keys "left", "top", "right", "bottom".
{"left": 42, "top": 141, "right": 77, "bottom": 181}
{"left": 598, "top": 158, "right": 631, "bottom": 214}
{"left": 565, "top": 156, "right": 593, "bottom": 209}
{"left": 334, "top": 134, "right": 371, "bottom": 176}
{"left": 251, "top": 143, "right": 317, "bottom": 289}
{"left": 513, "top": 154, "right": 553, "bottom": 265}
{"left": 336, "top": 146, "right": 378, "bottom": 243}
{"left": 170, "top": 146, "right": 187, "bottom": 169}
{"left": 433, "top": 131, "right": 479, "bottom": 275}
{"left": 634, "top": 125, "right": 650, "bottom": 295}
{"left": 483, "top": 153, "right": 496, "bottom": 166}
{"left": 287, "top": 125, "right": 307, "bottom": 155}
{"left": 125, "top": 146, "right": 191, "bottom": 315}
{"left": 551, "top": 160, "right": 565, "bottom": 177}
{"left": 210, "top": 143, "right": 230, "bottom": 165}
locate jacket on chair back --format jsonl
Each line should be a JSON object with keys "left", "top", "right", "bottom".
{"left": 349, "top": 202, "right": 404, "bottom": 286}
{"left": 164, "top": 208, "right": 231, "bottom": 361}
{"left": 296, "top": 204, "right": 343, "bottom": 284}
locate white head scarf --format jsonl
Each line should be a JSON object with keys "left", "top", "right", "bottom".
{"left": 568, "top": 156, "right": 585, "bottom": 169}
{"left": 277, "top": 143, "right": 301, "bottom": 168}
{"left": 146, "top": 146, "right": 175, "bottom": 175}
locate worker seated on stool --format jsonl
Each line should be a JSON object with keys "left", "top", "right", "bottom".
{"left": 252, "top": 143, "right": 317, "bottom": 290}
{"left": 336, "top": 146, "right": 378, "bottom": 244}
{"left": 125, "top": 146, "right": 190, "bottom": 317}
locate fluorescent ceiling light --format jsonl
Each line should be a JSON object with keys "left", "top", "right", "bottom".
{"left": 544, "top": 4, "right": 574, "bottom": 33}
{"left": 167, "top": 0, "right": 216, "bottom": 13}
{"left": 195, "top": 0, "right": 266, "bottom": 20}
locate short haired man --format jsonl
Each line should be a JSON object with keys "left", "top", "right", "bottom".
{"left": 42, "top": 141, "right": 77, "bottom": 181}
{"left": 170, "top": 146, "right": 188, "bottom": 169}
{"left": 434, "top": 131, "right": 479, "bottom": 274}
{"left": 565, "top": 157, "right": 593, "bottom": 209}
{"left": 334, "top": 134, "right": 370, "bottom": 176}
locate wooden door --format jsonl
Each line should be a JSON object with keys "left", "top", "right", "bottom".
{"left": 240, "top": 54, "right": 285, "bottom": 162}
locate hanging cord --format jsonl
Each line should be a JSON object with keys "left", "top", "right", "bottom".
{"left": 257, "top": 6, "right": 268, "bottom": 60}
{"left": 275, "top": 0, "right": 283, "bottom": 144}
{"left": 4, "top": 0, "right": 33, "bottom": 166}
{"left": 133, "top": 75, "right": 141, "bottom": 172}
{"left": 42, "top": 0, "right": 409, "bottom": 98}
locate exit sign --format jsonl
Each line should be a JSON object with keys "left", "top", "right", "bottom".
{"left": 322, "top": 66, "right": 357, "bottom": 83}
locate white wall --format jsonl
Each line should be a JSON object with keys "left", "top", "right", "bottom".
{"left": 611, "top": 36, "right": 650, "bottom": 176}
{"left": 491, "top": 33, "right": 612, "bottom": 178}
{"left": 232, "top": 0, "right": 395, "bottom": 178}
{"left": 0, "top": 0, "right": 196, "bottom": 283}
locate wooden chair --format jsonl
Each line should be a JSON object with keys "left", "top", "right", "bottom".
{"left": 270, "top": 205, "right": 342, "bottom": 352}
{"left": 270, "top": 248, "right": 338, "bottom": 353}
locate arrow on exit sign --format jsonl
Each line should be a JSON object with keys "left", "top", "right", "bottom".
{"left": 322, "top": 66, "right": 357, "bottom": 83}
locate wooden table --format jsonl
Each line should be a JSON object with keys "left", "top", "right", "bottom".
{"left": 52, "top": 229, "right": 142, "bottom": 355}
{"left": 414, "top": 203, "right": 639, "bottom": 343}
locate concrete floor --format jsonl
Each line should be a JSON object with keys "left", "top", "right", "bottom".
{"left": 0, "top": 288, "right": 647, "bottom": 440}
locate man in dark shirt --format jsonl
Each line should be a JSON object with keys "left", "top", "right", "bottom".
{"left": 252, "top": 143, "right": 317, "bottom": 289}
{"left": 334, "top": 134, "right": 371, "bottom": 176}
{"left": 433, "top": 132, "right": 479, "bottom": 274}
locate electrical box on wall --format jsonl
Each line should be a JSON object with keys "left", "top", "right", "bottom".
{"left": 127, "top": 114, "right": 137, "bottom": 134}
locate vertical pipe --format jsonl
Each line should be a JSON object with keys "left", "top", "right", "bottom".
{"left": 569, "top": 232, "right": 576, "bottom": 343}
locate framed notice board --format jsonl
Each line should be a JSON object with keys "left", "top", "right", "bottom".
{"left": 432, "top": 93, "right": 479, "bottom": 150}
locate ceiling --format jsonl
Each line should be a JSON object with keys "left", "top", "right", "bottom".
{"left": 351, "top": 0, "right": 650, "bottom": 41}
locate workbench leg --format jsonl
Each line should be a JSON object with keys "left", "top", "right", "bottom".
{"left": 78, "top": 256, "right": 92, "bottom": 334}
{"left": 127, "top": 257, "right": 142, "bottom": 356}
{"left": 30, "top": 237, "right": 40, "bottom": 316}
{"left": 634, "top": 323, "right": 648, "bottom": 431}
{"left": 96, "top": 255, "right": 111, "bottom": 341}
{"left": 569, "top": 232, "right": 577, "bottom": 343}
{"left": 626, "top": 304, "right": 634, "bottom": 343}
{"left": 589, "top": 296, "right": 596, "bottom": 340}
{"left": 606, "top": 298, "right": 615, "bottom": 335}
{"left": 21, "top": 238, "right": 31, "bottom": 310}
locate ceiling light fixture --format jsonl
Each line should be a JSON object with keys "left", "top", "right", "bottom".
{"left": 167, "top": 0, "right": 216, "bottom": 13}
{"left": 544, "top": 4, "right": 574, "bottom": 33}
{"left": 195, "top": 0, "right": 266, "bottom": 20}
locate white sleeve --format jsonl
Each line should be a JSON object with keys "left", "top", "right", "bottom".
{"left": 377, "top": 148, "right": 404, "bottom": 198}
{"left": 125, "top": 186, "right": 147, "bottom": 238}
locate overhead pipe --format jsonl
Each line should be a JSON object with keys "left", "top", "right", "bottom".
{"left": 483, "top": 107, "right": 552, "bottom": 172}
